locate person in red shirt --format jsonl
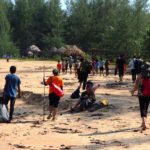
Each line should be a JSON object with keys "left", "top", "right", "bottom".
{"left": 57, "top": 60, "right": 62, "bottom": 74}
{"left": 44, "top": 69, "right": 63, "bottom": 121}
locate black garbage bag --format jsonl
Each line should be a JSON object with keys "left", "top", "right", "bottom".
{"left": 71, "top": 87, "right": 80, "bottom": 99}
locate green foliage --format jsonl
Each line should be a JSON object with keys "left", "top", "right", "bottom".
{"left": 0, "top": 0, "right": 150, "bottom": 58}
{"left": 0, "top": 0, "right": 18, "bottom": 56}
{"left": 142, "top": 26, "right": 150, "bottom": 58}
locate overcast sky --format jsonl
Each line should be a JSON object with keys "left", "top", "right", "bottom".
{"left": 11, "top": 0, "right": 67, "bottom": 9}
{"left": 10, "top": 0, "right": 150, "bottom": 10}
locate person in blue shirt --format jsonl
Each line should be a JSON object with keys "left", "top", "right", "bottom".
{"left": 3, "top": 66, "right": 21, "bottom": 122}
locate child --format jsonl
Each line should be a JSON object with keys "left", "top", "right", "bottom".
{"left": 44, "top": 69, "right": 63, "bottom": 121}
{"left": 57, "top": 60, "right": 62, "bottom": 74}
{"left": 4, "top": 66, "right": 21, "bottom": 122}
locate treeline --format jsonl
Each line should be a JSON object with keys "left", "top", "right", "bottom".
{"left": 0, "top": 0, "right": 150, "bottom": 58}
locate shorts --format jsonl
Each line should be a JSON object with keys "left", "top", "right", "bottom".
{"left": 49, "top": 93, "right": 60, "bottom": 108}
{"left": 100, "top": 67, "right": 104, "bottom": 71}
{"left": 78, "top": 72, "right": 88, "bottom": 82}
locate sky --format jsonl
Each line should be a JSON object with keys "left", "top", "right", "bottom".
{"left": 11, "top": 0, "right": 67, "bottom": 9}
{"left": 10, "top": 0, "right": 150, "bottom": 10}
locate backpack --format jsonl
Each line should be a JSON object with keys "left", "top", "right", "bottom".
{"left": 140, "top": 63, "right": 150, "bottom": 96}
{"left": 134, "top": 59, "right": 143, "bottom": 74}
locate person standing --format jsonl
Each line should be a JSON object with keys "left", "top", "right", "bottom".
{"left": 65, "top": 59, "right": 69, "bottom": 74}
{"left": 128, "top": 56, "right": 137, "bottom": 83}
{"left": 3, "top": 66, "right": 21, "bottom": 122}
{"left": 99, "top": 58, "right": 105, "bottom": 76}
{"left": 95, "top": 59, "right": 100, "bottom": 74}
{"left": 74, "top": 59, "right": 80, "bottom": 77}
{"left": 44, "top": 69, "right": 63, "bottom": 121}
{"left": 62, "top": 59, "right": 66, "bottom": 73}
{"left": 116, "top": 55, "right": 126, "bottom": 82}
{"left": 105, "top": 59, "right": 110, "bottom": 76}
{"left": 68, "top": 56, "right": 74, "bottom": 74}
{"left": 57, "top": 60, "right": 62, "bottom": 74}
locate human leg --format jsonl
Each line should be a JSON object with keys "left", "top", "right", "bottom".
{"left": 139, "top": 96, "right": 150, "bottom": 130}
{"left": 47, "top": 93, "right": 54, "bottom": 119}
{"left": 4, "top": 96, "right": 10, "bottom": 110}
{"left": 51, "top": 93, "right": 60, "bottom": 120}
{"left": 9, "top": 97, "right": 16, "bottom": 120}
{"left": 82, "top": 74, "right": 88, "bottom": 90}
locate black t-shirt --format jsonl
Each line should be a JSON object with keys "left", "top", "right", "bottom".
{"left": 116, "top": 58, "right": 126, "bottom": 70}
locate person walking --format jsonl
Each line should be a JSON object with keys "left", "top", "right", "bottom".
{"left": 44, "top": 69, "right": 63, "bottom": 121}
{"left": 131, "top": 62, "right": 150, "bottom": 132}
{"left": 3, "top": 66, "right": 21, "bottom": 122}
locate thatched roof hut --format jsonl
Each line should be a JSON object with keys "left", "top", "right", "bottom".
{"left": 27, "top": 45, "right": 41, "bottom": 57}
{"left": 27, "top": 45, "right": 41, "bottom": 53}
{"left": 56, "top": 45, "right": 85, "bottom": 56}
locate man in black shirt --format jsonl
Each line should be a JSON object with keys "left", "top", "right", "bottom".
{"left": 116, "top": 55, "right": 126, "bottom": 82}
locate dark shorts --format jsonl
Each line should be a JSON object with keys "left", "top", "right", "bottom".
{"left": 49, "top": 93, "right": 60, "bottom": 108}
{"left": 100, "top": 67, "right": 104, "bottom": 71}
{"left": 78, "top": 72, "right": 88, "bottom": 82}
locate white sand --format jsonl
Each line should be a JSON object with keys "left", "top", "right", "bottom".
{"left": 0, "top": 59, "right": 150, "bottom": 150}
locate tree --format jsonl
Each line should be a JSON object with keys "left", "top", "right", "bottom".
{"left": 42, "top": 0, "right": 64, "bottom": 51}
{"left": 143, "top": 26, "right": 150, "bottom": 58}
{"left": 131, "top": 0, "right": 150, "bottom": 55}
{"left": 0, "top": 0, "right": 18, "bottom": 56}
{"left": 64, "top": 0, "right": 92, "bottom": 50}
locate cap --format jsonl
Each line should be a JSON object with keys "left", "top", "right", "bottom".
{"left": 53, "top": 69, "right": 58, "bottom": 75}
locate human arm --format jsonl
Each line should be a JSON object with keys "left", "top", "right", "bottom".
{"left": 17, "top": 78, "right": 21, "bottom": 98}
{"left": 93, "top": 84, "right": 100, "bottom": 92}
{"left": 18, "top": 84, "right": 21, "bottom": 98}
{"left": 130, "top": 75, "right": 141, "bottom": 95}
{"left": 43, "top": 77, "right": 51, "bottom": 86}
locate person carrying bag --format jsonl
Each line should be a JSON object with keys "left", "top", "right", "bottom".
{"left": 44, "top": 69, "right": 64, "bottom": 121}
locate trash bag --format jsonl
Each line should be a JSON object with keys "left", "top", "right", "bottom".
{"left": 71, "top": 87, "right": 80, "bottom": 99}
{"left": 0, "top": 97, "right": 9, "bottom": 123}
{"left": 0, "top": 104, "right": 9, "bottom": 123}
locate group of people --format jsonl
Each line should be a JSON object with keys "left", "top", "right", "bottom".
{"left": 57, "top": 56, "right": 110, "bottom": 77}
{"left": 57, "top": 56, "right": 77, "bottom": 74}
{"left": 129, "top": 56, "right": 143, "bottom": 83}
{"left": 1, "top": 56, "right": 150, "bottom": 133}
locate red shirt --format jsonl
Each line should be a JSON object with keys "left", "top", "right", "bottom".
{"left": 57, "top": 63, "right": 62, "bottom": 70}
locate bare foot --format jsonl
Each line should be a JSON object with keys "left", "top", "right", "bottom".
{"left": 47, "top": 114, "right": 52, "bottom": 119}
{"left": 51, "top": 117, "right": 56, "bottom": 121}
{"left": 140, "top": 124, "right": 147, "bottom": 133}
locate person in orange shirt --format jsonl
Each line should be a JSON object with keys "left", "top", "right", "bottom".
{"left": 44, "top": 69, "right": 63, "bottom": 121}
{"left": 57, "top": 60, "right": 62, "bottom": 73}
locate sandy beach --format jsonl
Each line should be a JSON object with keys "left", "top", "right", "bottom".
{"left": 0, "top": 59, "right": 150, "bottom": 150}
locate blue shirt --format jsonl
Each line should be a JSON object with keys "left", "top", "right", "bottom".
{"left": 5, "top": 74, "right": 21, "bottom": 97}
